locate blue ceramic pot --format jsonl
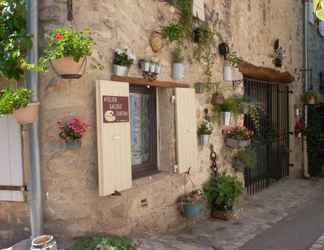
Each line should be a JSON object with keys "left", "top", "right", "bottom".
{"left": 65, "top": 139, "right": 81, "bottom": 150}
{"left": 182, "top": 202, "right": 204, "bottom": 219}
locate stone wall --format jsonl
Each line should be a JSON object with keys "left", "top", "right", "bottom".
{"left": 0, "top": 0, "right": 305, "bottom": 246}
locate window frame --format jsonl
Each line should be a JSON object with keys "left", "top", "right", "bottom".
{"left": 129, "top": 85, "right": 158, "bottom": 179}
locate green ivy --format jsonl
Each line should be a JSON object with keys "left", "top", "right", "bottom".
{"left": 0, "top": 0, "right": 32, "bottom": 80}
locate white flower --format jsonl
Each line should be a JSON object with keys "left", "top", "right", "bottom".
{"left": 114, "top": 48, "right": 124, "bottom": 55}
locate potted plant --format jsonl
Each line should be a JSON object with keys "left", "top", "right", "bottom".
{"left": 39, "top": 28, "right": 94, "bottom": 79}
{"left": 197, "top": 119, "right": 213, "bottom": 145}
{"left": 163, "top": 22, "right": 185, "bottom": 43}
{"left": 0, "top": 88, "right": 40, "bottom": 124}
{"left": 223, "top": 126, "right": 253, "bottom": 148}
{"left": 302, "top": 90, "right": 320, "bottom": 105}
{"left": 203, "top": 174, "right": 244, "bottom": 220}
{"left": 171, "top": 47, "right": 185, "bottom": 80}
{"left": 213, "top": 97, "right": 240, "bottom": 126}
{"left": 112, "top": 48, "right": 136, "bottom": 77}
{"left": 224, "top": 51, "right": 241, "bottom": 82}
{"left": 233, "top": 147, "right": 257, "bottom": 172}
{"left": 58, "top": 117, "right": 89, "bottom": 149}
{"left": 177, "top": 190, "right": 205, "bottom": 219}
{"left": 193, "top": 25, "right": 211, "bottom": 44}
{"left": 211, "top": 92, "right": 225, "bottom": 105}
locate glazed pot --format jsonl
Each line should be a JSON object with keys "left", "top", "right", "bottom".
{"left": 224, "top": 63, "right": 233, "bottom": 81}
{"left": 221, "top": 112, "right": 232, "bottom": 126}
{"left": 172, "top": 63, "right": 185, "bottom": 80}
{"left": 225, "top": 138, "right": 251, "bottom": 148}
{"left": 13, "top": 102, "right": 40, "bottom": 125}
{"left": 182, "top": 202, "right": 204, "bottom": 219}
{"left": 113, "top": 65, "right": 129, "bottom": 77}
{"left": 31, "top": 235, "right": 57, "bottom": 250}
{"left": 50, "top": 56, "right": 87, "bottom": 79}
{"left": 65, "top": 139, "right": 81, "bottom": 150}
{"left": 211, "top": 208, "right": 234, "bottom": 220}
{"left": 211, "top": 93, "right": 225, "bottom": 105}
{"left": 199, "top": 134, "right": 210, "bottom": 145}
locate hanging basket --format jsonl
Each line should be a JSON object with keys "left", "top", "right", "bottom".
{"left": 50, "top": 56, "right": 87, "bottom": 79}
{"left": 13, "top": 102, "right": 40, "bottom": 124}
{"left": 211, "top": 93, "right": 225, "bottom": 105}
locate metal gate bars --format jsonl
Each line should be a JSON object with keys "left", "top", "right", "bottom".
{"left": 244, "top": 78, "right": 290, "bottom": 195}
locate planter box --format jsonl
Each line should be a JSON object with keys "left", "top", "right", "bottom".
{"left": 211, "top": 209, "right": 234, "bottom": 220}
{"left": 51, "top": 56, "right": 87, "bottom": 79}
{"left": 225, "top": 138, "right": 251, "bottom": 148}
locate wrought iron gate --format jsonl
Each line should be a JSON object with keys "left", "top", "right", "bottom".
{"left": 244, "top": 78, "right": 290, "bottom": 195}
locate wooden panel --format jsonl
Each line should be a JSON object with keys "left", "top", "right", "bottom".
{"left": 0, "top": 116, "right": 24, "bottom": 201}
{"left": 175, "top": 88, "right": 198, "bottom": 174}
{"left": 111, "top": 76, "right": 190, "bottom": 89}
{"left": 193, "top": 0, "right": 205, "bottom": 21}
{"left": 96, "top": 80, "right": 132, "bottom": 196}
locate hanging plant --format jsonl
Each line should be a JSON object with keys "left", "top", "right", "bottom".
{"left": 38, "top": 28, "right": 94, "bottom": 79}
{"left": 0, "top": 0, "right": 33, "bottom": 80}
{"left": 233, "top": 147, "right": 257, "bottom": 172}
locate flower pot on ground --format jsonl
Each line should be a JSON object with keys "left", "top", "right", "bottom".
{"left": 223, "top": 126, "right": 253, "bottom": 149}
{"left": 211, "top": 92, "right": 225, "bottom": 105}
{"left": 302, "top": 90, "right": 320, "bottom": 105}
{"left": 38, "top": 28, "right": 94, "bottom": 79}
{"left": 58, "top": 117, "right": 89, "bottom": 150}
{"left": 178, "top": 190, "right": 205, "bottom": 219}
{"left": 197, "top": 119, "right": 213, "bottom": 146}
{"left": 203, "top": 174, "right": 244, "bottom": 220}
{"left": 171, "top": 47, "right": 185, "bottom": 80}
{"left": 112, "top": 48, "right": 136, "bottom": 76}
{"left": 0, "top": 88, "right": 39, "bottom": 124}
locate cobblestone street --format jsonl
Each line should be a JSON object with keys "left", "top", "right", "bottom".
{"left": 135, "top": 178, "right": 324, "bottom": 250}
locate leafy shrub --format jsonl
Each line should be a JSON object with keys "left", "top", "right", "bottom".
{"left": 213, "top": 97, "right": 241, "bottom": 113}
{"left": 163, "top": 23, "right": 185, "bottom": 43}
{"left": 12, "top": 88, "right": 32, "bottom": 110}
{"left": 113, "top": 48, "right": 136, "bottom": 67}
{"left": 203, "top": 174, "right": 244, "bottom": 211}
{"left": 234, "top": 147, "right": 257, "bottom": 169}
{"left": 171, "top": 47, "right": 184, "bottom": 63}
{"left": 0, "top": 87, "right": 32, "bottom": 115}
{"left": 197, "top": 119, "right": 213, "bottom": 135}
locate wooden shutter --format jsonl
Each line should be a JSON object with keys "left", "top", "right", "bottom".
{"left": 175, "top": 88, "right": 198, "bottom": 174}
{"left": 0, "top": 116, "right": 24, "bottom": 201}
{"left": 96, "top": 80, "right": 132, "bottom": 196}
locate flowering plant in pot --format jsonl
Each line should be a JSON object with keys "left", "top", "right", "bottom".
{"left": 197, "top": 119, "right": 213, "bottom": 145}
{"left": 171, "top": 47, "right": 185, "bottom": 80}
{"left": 233, "top": 147, "right": 257, "bottom": 172}
{"left": 213, "top": 97, "right": 240, "bottom": 126}
{"left": 0, "top": 88, "right": 40, "bottom": 124}
{"left": 113, "top": 48, "right": 136, "bottom": 76}
{"left": 177, "top": 190, "right": 205, "bottom": 219}
{"left": 58, "top": 117, "right": 89, "bottom": 149}
{"left": 203, "top": 174, "right": 244, "bottom": 220}
{"left": 223, "top": 126, "right": 253, "bottom": 148}
{"left": 224, "top": 51, "right": 241, "bottom": 82}
{"left": 302, "top": 90, "right": 320, "bottom": 105}
{"left": 39, "top": 28, "right": 94, "bottom": 79}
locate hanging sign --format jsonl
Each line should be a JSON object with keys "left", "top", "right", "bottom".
{"left": 193, "top": 0, "right": 205, "bottom": 21}
{"left": 102, "top": 96, "right": 129, "bottom": 123}
{"left": 314, "top": 0, "right": 324, "bottom": 20}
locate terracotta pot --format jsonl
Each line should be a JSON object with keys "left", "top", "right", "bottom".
{"left": 50, "top": 56, "right": 87, "bottom": 79}
{"left": 211, "top": 208, "right": 234, "bottom": 220}
{"left": 13, "top": 102, "right": 40, "bottom": 124}
{"left": 307, "top": 96, "right": 317, "bottom": 105}
{"left": 211, "top": 93, "right": 225, "bottom": 105}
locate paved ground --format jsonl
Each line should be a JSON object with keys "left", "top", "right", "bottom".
{"left": 135, "top": 178, "right": 324, "bottom": 250}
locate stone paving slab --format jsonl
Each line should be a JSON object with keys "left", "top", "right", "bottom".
{"left": 134, "top": 178, "right": 324, "bottom": 250}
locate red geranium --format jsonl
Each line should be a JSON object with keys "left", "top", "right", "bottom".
{"left": 55, "top": 32, "right": 63, "bottom": 41}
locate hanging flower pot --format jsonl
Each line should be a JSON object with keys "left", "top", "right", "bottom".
{"left": 14, "top": 102, "right": 40, "bottom": 124}
{"left": 223, "top": 63, "right": 233, "bottom": 81}
{"left": 223, "top": 126, "right": 253, "bottom": 148}
{"left": 65, "top": 139, "right": 82, "bottom": 150}
{"left": 302, "top": 90, "right": 320, "bottom": 105}
{"left": 38, "top": 28, "right": 94, "bottom": 79}
{"left": 199, "top": 134, "right": 210, "bottom": 145}
{"left": 211, "top": 93, "right": 225, "bottom": 105}
{"left": 197, "top": 120, "right": 213, "bottom": 146}
{"left": 50, "top": 57, "right": 87, "bottom": 79}
{"left": 221, "top": 112, "right": 232, "bottom": 126}
{"left": 225, "top": 138, "right": 251, "bottom": 148}
{"left": 171, "top": 47, "right": 185, "bottom": 80}
{"left": 113, "top": 64, "right": 129, "bottom": 77}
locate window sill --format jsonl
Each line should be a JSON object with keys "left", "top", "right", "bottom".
{"left": 132, "top": 171, "right": 170, "bottom": 188}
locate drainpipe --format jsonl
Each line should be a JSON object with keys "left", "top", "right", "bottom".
{"left": 303, "top": 0, "right": 311, "bottom": 178}
{"left": 27, "top": 0, "right": 43, "bottom": 237}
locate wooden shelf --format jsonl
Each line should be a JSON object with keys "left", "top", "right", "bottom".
{"left": 111, "top": 76, "right": 190, "bottom": 88}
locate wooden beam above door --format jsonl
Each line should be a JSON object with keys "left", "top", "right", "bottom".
{"left": 111, "top": 76, "right": 190, "bottom": 88}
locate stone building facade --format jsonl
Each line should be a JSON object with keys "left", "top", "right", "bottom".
{"left": 0, "top": 0, "right": 307, "bottom": 247}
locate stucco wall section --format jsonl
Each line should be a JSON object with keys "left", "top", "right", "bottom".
{"left": 0, "top": 0, "right": 305, "bottom": 245}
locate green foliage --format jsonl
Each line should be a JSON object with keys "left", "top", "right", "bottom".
{"left": 0, "top": 87, "right": 31, "bottom": 115}
{"left": 38, "top": 28, "right": 94, "bottom": 71}
{"left": 213, "top": 97, "right": 241, "bottom": 114}
{"left": 203, "top": 174, "right": 244, "bottom": 211}
{"left": 113, "top": 49, "right": 135, "bottom": 67}
{"left": 235, "top": 147, "right": 257, "bottom": 169}
{"left": 197, "top": 119, "right": 213, "bottom": 135}
{"left": 0, "top": 0, "right": 32, "bottom": 80}
{"left": 68, "top": 235, "right": 134, "bottom": 250}
{"left": 302, "top": 90, "right": 320, "bottom": 104}
{"left": 226, "top": 51, "right": 241, "bottom": 68}
{"left": 171, "top": 47, "right": 184, "bottom": 63}
{"left": 163, "top": 23, "right": 185, "bottom": 43}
